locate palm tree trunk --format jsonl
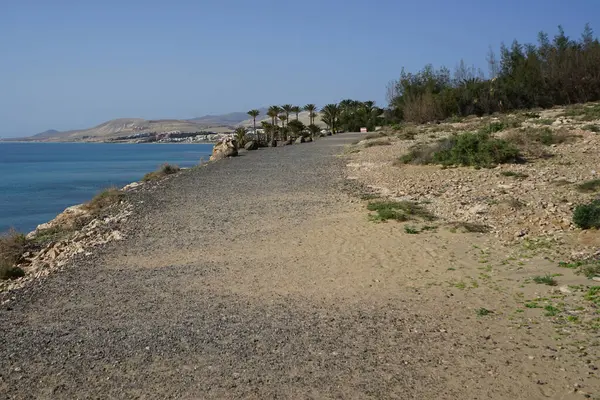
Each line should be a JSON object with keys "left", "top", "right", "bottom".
{"left": 253, "top": 117, "right": 257, "bottom": 143}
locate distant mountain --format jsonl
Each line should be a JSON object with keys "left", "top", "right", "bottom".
{"left": 32, "top": 129, "right": 61, "bottom": 138}
{"left": 18, "top": 107, "right": 323, "bottom": 142}
{"left": 189, "top": 108, "right": 269, "bottom": 126}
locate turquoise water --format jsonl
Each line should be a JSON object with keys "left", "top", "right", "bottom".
{"left": 0, "top": 142, "right": 213, "bottom": 233}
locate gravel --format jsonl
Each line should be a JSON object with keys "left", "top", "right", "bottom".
{"left": 1, "top": 134, "right": 446, "bottom": 399}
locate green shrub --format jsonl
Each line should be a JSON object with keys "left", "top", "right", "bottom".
{"left": 573, "top": 200, "right": 600, "bottom": 229}
{"left": 479, "top": 122, "right": 506, "bottom": 134}
{"left": 367, "top": 200, "right": 435, "bottom": 222}
{"left": 0, "top": 229, "right": 28, "bottom": 280}
{"left": 432, "top": 132, "right": 520, "bottom": 167}
{"left": 576, "top": 179, "right": 600, "bottom": 193}
{"left": 400, "top": 132, "right": 520, "bottom": 168}
{"left": 532, "top": 275, "right": 558, "bottom": 286}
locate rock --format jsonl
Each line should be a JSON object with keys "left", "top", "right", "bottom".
{"left": 558, "top": 285, "right": 572, "bottom": 294}
{"left": 281, "top": 139, "right": 293, "bottom": 146}
{"left": 122, "top": 181, "right": 142, "bottom": 191}
{"left": 469, "top": 204, "right": 489, "bottom": 215}
{"left": 210, "top": 138, "right": 238, "bottom": 161}
{"left": 295, "top": 137, "right": 305, "bottom": 144}
{"left": 305, "top": 137, "right": 313, "bottom": 143}
{"left": 244, "top": 141, "right": 259, "bottom": 151}
{"left": 326, "top": 132, "right": 332, "bottom": 136}
{"left": 268, "top": 139, "right": 277, "bottom": 147}
{"left": 592, "top": 277, "right": 600, "bottom": 282}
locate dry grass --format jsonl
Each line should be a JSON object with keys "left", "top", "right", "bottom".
{"left": 142, "top": 163, "right": 181, "bottom": 182}
{"left": 363, "top": 139, "right": 392, "bottom": 148}
{"left": 83, "top": 187, "right": 125, "bottom": 214}
{"left": 0, "top": 229, "right": 28, "bottom": 280}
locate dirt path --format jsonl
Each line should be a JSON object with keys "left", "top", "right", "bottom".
{"left": 1, "top": 134, "right": 597, "bottom": 399}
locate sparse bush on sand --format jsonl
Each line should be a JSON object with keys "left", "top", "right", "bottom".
{"left": 573, "top": 200, "right": 600, "bottom": 229}
{"left": 399, "top": 131, "right": 520, "bottom": 168}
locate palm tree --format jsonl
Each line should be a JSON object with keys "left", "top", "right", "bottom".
{"left": 278, "top": 114, "right": 287, "bottom": 128}
{"left": 247, "top": 109, "right": 260, "bottom": 142}
{"left": 234, "top": 127, "right": 247, "bottom": 147}
{"left": 320, "top": 103, "right": 339, "bottom": 134}
{"left": 281, "top": 104, "right": 294, "bottom": 124}
{"left": 304, "top": 104, "right": 317, "bottom": 125}
{"left": 291, "top": 106, "right": 301, "bottom": 120}
{"left": 268, "top": 106, "right": 281, "bottom": 127}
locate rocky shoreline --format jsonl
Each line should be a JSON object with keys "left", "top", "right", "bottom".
{"left": 0, "top": 136, "right": 314, "bottom": 298}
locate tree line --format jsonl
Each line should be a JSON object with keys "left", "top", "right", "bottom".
{"left": 237, "top": 100, "right": 384, "bottom": 144}
{"left": 386, "top": 24, "right": 600, "bottom": 123}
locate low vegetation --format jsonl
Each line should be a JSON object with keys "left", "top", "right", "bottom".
{"left": 500, "top": 171, "right": 528, "bottom": 179}
{"left": 83, "top": 187, "right": 125, "bottom": 214}
{"left": 386, "top": 25, "right": 600, "bottom": 124}
{"left": 142, "top": 163, "right": 181, "bottom": 182}
{"left": 532, "top": 275, "right": 558, "bottom": 286}
{"left": 400, "top": 131, "right": 520, "bottom": 168}
{"left": 0, "top": 229, "right": 27, "bottom": 280}
{"left": 363, "top": 138, "right": 391, "bottom": 148}
{"left": 447, "top": 222, "right": 490, "bottom": 233}
{"left": 582, "top": 124, "right": 599, "bottom": 133}
{"left": 559, "top": 258, "right": 600, "bottom": 279}
{"left": 572, "top": 200, "right": 600, "bottom": 229}
{"left": 367, "top": 200, "right": 435, "bottom": 222}
{"left": 560, "top": 103, "right": 600, "bottom": 121}
{"left": 576, "top": 179, "right": 600, "bottom": 193}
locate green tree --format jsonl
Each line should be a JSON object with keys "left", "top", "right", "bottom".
{"left": 287, "top": 119, "right": 305, "bottom": 139}
{"left": 247, "top": 109, "right": 260, "bottom": 142}
{"left": 281, "top": 104, "right": 294, "bottom": 124}
{"left": 278, "top": 114, "right": 288, "bottom": 129}
{"left": 268, "top": 106, "right": 281, "bottom": 127}
{"left": 307, "top": 123, "right": 321, "bottom": 139}
{"left": 320, "top": 103, "right": 340, "bottom": 133}
{"left": 261, "top": 121, "right": 275, "bottom": 142}
{"left": 234, "top": 127, "right": 247, "bottom": 147}
{"left": 304, "top": 104, "right": 317, "bottom": 124}
{"left": 291, "top": 105, "right": 301, "bottom": 120}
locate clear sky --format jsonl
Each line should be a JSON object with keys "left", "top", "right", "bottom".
{"left": 0, "top": 0, "right": 596, "bottom": 137}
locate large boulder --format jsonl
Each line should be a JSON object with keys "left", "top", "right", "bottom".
{"left": 210, "top": 138, "right": 238, "bottom": 161}
{"left": 244, "top": 140, "right": 259, "bottom": 151}
{"left": 295, "top": 136, "right": 305, "bottom": 144}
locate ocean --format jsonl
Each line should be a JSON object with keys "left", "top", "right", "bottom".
{"left": 0, "top": 142, "right": 213, "bottom": 233}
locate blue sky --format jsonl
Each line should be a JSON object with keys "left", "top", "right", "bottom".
{"left": 0, "top": 0, "right": 596, "bottom": 137}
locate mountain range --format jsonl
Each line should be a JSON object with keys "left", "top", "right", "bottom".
{"left": 7, "top": 108, "right": 324, "bottom": 142}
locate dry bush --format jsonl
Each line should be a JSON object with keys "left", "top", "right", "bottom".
{"left": 142, "top": 163, "right": 181, "bottom": 182}
{"left": 0, "top": 229, "right": 28, "bottom": 280}
{"left": 83, "top": 187, "right": 125, "bottom": 214}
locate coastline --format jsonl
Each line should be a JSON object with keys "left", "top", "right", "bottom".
{"left": 1, "top": 132, "right": 599, "bottom": 398}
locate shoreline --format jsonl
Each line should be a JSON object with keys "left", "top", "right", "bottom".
{"left": 2, "top": 131, "right": 600, "bottom": 398}
{"left": 0, "top": 137, "right": 298, "bottom": 295}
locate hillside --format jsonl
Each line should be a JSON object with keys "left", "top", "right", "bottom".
{"left": 16, "top": 108, "right": 328, "bottom": 143}
{"left": 190, "top": 108, "right": 268, "bottom": 126}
